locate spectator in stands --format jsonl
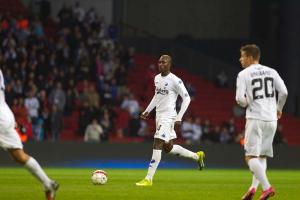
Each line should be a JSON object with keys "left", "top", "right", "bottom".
{"left": 38, "top": 89, "right": 49, "bottom": 112}
{"left": 65, "top": 79, "right": 79, "bottom": 115}
{"left": 95, "top": 54, "right": 104, "bottom": 77}
{"left": 78, "top": 101, "right": 95, "bottom": 136}
{"left": 40, "top": 106, "right": 51, "bottom": 140}
{"left": 219, "top": 126, "right": 232, "bottom": 144}
{"left": 50, "top": 104, "right": 63, "bottom": 141}
{"left": 223, "top": 117, "right": 236, "bottom": 139}
{"left": 215, "top": 70, "right": 228, "bottom": 88}
{"left": 24, "top": 89, "right": 40, "bottom": 124}
{"left": 100, "top": 82, "right": 113, "bottom": 105}
{"left": 49, "top": 81, "right": 66, "bottom": 113}
{"left": 108, "top": 24, "right": 118, "bottom": 41}
{"left": 32, "top": 18, "right": 44, "bottom": 38}
{"left": 210, "top": 125, "right": 221, "bottom": 143}
{"left": 201, "top": 119, "right": 212, "bottom": 142}
{"left": 227, "top": 117, "right": 236, "bottom": 136}
{"left": 14, "top": 79, "right": 24, "bottom": 96}
{"left": 99, "top": 108, "right": 113, "bottom": 141}
{"left": 121, "top": 93, "right": 140, "bottom": 118}
{"left": 85, "top": 85, "right": 100, "bottom": 109}
{"left": 84, "top": 118, "right": 104, "bottom": 142}
{"left": 185, "top": 82, "right": 196, "bottom": 100}
{"left": 73, "top": 1, "right": 85, "bottom": 22}
{"left": 5, "top": 81, "right": 14, "bottom": 106}
{"left": 192, "top": 117, "right": 203, "bottom": 142}
{"left": 128, "top": 114, "right": 141, "bottom": 137}
{"left": 12, "top": 97, "right": 33, "bottom": 140}
{"left": 57, "top": 3, "right": 73, "bottom": 28}
{"left": 33, "top": 116, "right": 45, "bottom": 141}
{"left": 114, "top": 64, "right": 127, "bottom": 87}
{"left": 109, "top": 78, "right": 119, "bottom": 101}
{"left": 181, "top": 116, "right": 194, "bottom": 142}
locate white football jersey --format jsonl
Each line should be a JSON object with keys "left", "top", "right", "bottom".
{"left": 0, "top": 69, "right": 16, "bottom": 128}
{"left": 0, "top": 69, "right": 22, "bottom": 150}
{"left": 0, "top": 69, "right": 6, "bottom": 107}
{"left": 145, "top": 72, "right": 191, "bottom": 121}
{"left": 236, "top": 64, "right": 288, "bottom": 121}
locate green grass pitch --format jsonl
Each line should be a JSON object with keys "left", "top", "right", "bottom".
{"left": 0, "top": 168, "right": 299, "bottom": 199}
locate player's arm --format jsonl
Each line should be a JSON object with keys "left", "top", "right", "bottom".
{"left": 0, "top": 70, "right": 5, "bottom": 91}
{"left": 235, "top": 73, "right": 248, "bottom": 107}
{"left": 175, "top": 79, "right": 191, "bottom": 123}
{"left": 141, "top": 78, "right": 158, "bottom": 120}
{"left": 141, "top": 93, "right": 158, "bottom": 119}
{"left": 274, "top": 71, "right": 288, "bottom": 118}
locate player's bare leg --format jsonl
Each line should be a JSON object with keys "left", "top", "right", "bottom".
{"left": 166, "top": 139, "right": 205, "bottom": 170}
{"left": 8, "top": 149, "right": 59, "bottom": 199}
{"left": 136, "top": 138, "right": 164, "bottom": 186}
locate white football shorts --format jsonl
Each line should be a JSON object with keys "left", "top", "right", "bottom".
{"left": 0, "top": 106, "right": 23, "bottom": 150}
{"left": 154, "top": 117, "right": 177, "bottom": 142}
{"left": 244, "top": 119, "right": 277, "bottom": 157}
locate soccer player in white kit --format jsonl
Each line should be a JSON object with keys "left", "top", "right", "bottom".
{"left": 136, "top": 55, "right": 205, "bottom": 186}
{"left": 0, "top": 69, "right": 59, "bottom": 200}
{"left": 235, "top": 44, "right": 288, "bottom": 200}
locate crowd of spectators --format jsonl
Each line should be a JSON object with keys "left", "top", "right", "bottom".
{"left": 181, "top": 115, "right": 286, "bottom": 145}
{"left": 181, "top": 116, "right": 236, "bottom": 144}
{"left": 1, "top": 2, "right": 135, "bottom": 142}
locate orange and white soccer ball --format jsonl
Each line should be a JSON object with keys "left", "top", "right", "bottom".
{"left": 91, "top": 170, "right": 108, "bottom": 185}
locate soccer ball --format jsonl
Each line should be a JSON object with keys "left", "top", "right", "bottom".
{"left": 91, "top": 170, "right": 108, "bottom": 185}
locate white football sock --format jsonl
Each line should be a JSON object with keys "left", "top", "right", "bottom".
{"left": 24, "top": 157, "right": 52, "bottom": 189}
{"left": 145, "top": 149, "right": 162, "bottom": 181}
{"left": 169, "top": 144, "right": 198, "bottom": 161}
{"left": 249, "top": 157, "right": 268, "bottom": 190}
{"left": 248, "top": 158, "right": 271, "bottom": 190}
{"left": 250, "top": 175, "right": 260, "bottom": 190}
{"left": 259, "top": 157, "right": 267, "bottom": 171}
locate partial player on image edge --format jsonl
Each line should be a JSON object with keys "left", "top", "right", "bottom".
{"left": 0, "top": 69, "right": 59, "bottom": 200}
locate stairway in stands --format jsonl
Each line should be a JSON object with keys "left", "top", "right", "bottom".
{"left": 128, "top": 53, "right": 300, "bottom": 145}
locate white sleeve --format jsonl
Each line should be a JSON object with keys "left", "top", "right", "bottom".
{"left": 144, "top": 93, "right": 157, "bottom": 113}
{"left": 175, "top": 79, "right": 191, "bottom": 122}
{"left": 144, "top": 79, "right": 158, "bottom": 113}
{"left": 235, "top": 72, "right": 248, "bottom": 107}
{"left": 0, "top": 70, "right": 5, "bottom": 90}
{"left": 274, "top": 71, "right": 288, "bottom": 112}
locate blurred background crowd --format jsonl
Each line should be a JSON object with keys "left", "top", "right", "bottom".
{"left": 0, "top": 0, "right": 295, "bottom": 146}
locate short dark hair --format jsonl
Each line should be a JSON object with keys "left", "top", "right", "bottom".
{"left": 240, "top": 44, "right": 261, "bottom": 61}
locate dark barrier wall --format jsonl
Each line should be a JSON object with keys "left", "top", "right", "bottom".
{"left": 1, "top": 142, "right": 299, "bottom": 169}
{"left": 116, "top": 0, "right": 250, "bottom": 39}
{"left": 280, "top": 0, "right": 300, "bottom": 116}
